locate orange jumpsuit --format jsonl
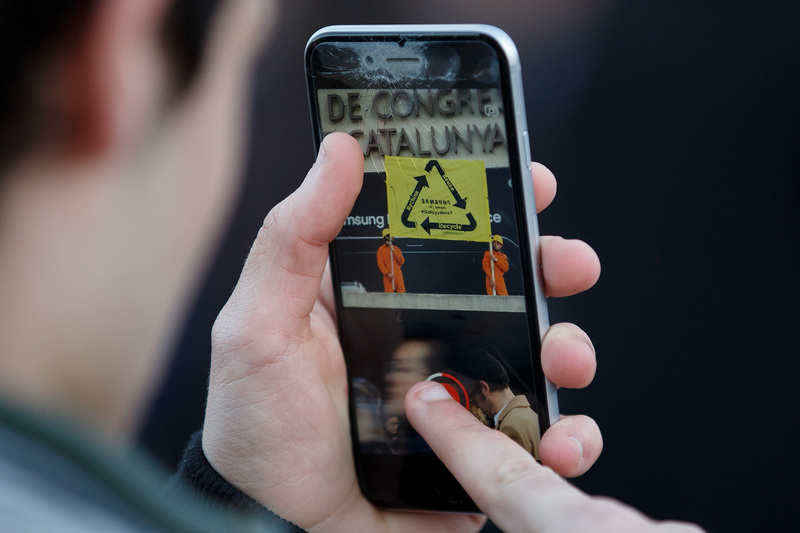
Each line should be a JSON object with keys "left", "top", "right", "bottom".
{"left": 482, "top": 250, "right": 509, "bottom": 295}
{"left": 377, "top": 243, "right": 405, "bottom": 293}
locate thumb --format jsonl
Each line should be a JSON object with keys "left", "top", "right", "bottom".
{"left": 218, "top": 132, "right": 363, "bottom": 339}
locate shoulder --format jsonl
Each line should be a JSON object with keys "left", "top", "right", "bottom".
{"left": 0, "top": 417, "right": 158, "bottom": 532}
{"left": 508, "top": 395, "right": 531, "bottom": 409}
{"left": 0, "top": 407, "right": 299, "bottom": 533}
{"left": 499, "top": 397, "right": 538, "bottom": 426}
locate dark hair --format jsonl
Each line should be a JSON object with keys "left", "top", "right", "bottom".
{"left": 161, "top": 0, "right": 225, "bottom": 90}
{"left": 0, "top": 0, "right": 222, "bottom": 173}
{"left": 447, "top": 349, "right": 510, "bottom": 392}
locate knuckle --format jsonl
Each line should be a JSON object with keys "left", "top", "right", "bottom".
{"left": 491, "top": 455, "right": 561, "bottom": 498}
{"left": 211, "top": 304, "right": 303, "bottom": 368}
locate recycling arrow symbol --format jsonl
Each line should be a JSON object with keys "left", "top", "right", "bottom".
{"left": 425, "top": 160, "right": 468, "bottom": 210}
{"left": 421, "top": 213, "right": 477, "bottom": 233}
{"left": 400, "top": 159, "right": 476, "bottom": 235}
{"left": 401, "top": 174, "right": 428, "bottom": 228}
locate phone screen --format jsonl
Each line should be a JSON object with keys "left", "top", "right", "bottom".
{"left": 306, "top": 28, "right": 552, "bottom": 509}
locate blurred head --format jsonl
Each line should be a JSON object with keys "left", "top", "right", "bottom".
{"left": 384, "top": 415, "right": 399, "bottom": 435}
{"left": 0, "top": 0, "right": 276, "bottom": 438}
{"left": 384, "top": 340, "right": 443, "bottom": 417}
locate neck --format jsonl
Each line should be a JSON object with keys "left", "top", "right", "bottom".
{"left": 0, "top": 152, "right": 182, "bottom": 442}
{"left": 488, "top": 388, "right": 516, "bottom": 417}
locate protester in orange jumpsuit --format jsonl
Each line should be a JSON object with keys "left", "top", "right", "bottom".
{"left": 482, "top": 235, "right": 509, "bottom": 295}
{"left": 377, "top": 228, "right": 406, "bottom": 293}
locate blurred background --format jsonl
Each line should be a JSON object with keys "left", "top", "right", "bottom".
{"left": 140, "top": 1, "right": 800, "bottom": 531}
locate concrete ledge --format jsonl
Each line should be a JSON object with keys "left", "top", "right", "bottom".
{"left": 341, "top": 292, "right": 526, "bottom": 312}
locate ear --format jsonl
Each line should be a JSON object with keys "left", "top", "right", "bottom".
{"left": 60, "top": 0, "right": 171, "bottom": 157}
{"left": 479, "top": 381, "right": 491, "bottom": 395}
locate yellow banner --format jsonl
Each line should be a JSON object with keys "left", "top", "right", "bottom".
{"left": 385, "top": 156, "right": 492, "bottom": 242}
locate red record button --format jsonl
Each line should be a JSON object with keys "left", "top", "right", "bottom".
{"left": 425, "top": 372, "right": 469, "bottom": 410}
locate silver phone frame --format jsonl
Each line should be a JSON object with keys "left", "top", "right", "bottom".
{"left": 306, "top": 22, "right": 559, "bottom": 449}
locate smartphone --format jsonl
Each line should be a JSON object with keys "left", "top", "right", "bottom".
{"left": 305, "top": 25, "right": 557, "bottom": 512}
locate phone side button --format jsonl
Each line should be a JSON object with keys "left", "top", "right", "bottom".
{"left": 523, "top": 130, "right": 532, "bottom": 169}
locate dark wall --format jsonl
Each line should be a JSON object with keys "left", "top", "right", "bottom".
{"left": 140, "top": 2, "right": 800, "bottom": 531}
{"left": 540, "top": 3, "right": 799, "bottom": 530}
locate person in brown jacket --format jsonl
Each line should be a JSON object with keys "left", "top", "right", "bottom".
{"left": 459, "top": 349, "right": 541, "bottom": 458}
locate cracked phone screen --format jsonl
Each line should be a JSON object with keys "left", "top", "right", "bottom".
{"left": 308, "top": 37, "right": 544, "bottom": 458}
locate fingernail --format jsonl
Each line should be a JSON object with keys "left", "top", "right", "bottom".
{"left": 569, "top": 436, "right": 584, "bottom": 468}
{"left": 418, "top": 383, "right": 453, "bottom": 403}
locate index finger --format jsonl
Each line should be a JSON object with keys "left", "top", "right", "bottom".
{"left": 404, "top": 382, "right": 702, "bottom": 533}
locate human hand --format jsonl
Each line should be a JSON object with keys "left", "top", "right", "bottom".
{"left": 202, "top": 133, "right": 606, "bottom": 532}
{"left": 405, "top": 381, "right": 704, "bottom": 532}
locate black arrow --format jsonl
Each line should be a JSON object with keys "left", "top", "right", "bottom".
{"left": 424, "top": 159, "right": 442, "bottom": 174}
{"left": 400, "top": 174, "right": 429, "bottom": 228}
{"left": 425, "top": 160, "right": 467, "bottom": 209}
{"left": 420, "top": 213, "right": 477, "bottom": 235}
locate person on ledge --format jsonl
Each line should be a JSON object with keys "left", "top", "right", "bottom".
{"left": 377, "top": 228, "right": 406, "bottom": 293}
{"left": 482, "top": 235, "right": 509, "bottom": 295}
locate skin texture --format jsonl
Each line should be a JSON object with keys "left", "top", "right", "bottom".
{"left": 202, "top": 132, "right": 687, "bottom": 532}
